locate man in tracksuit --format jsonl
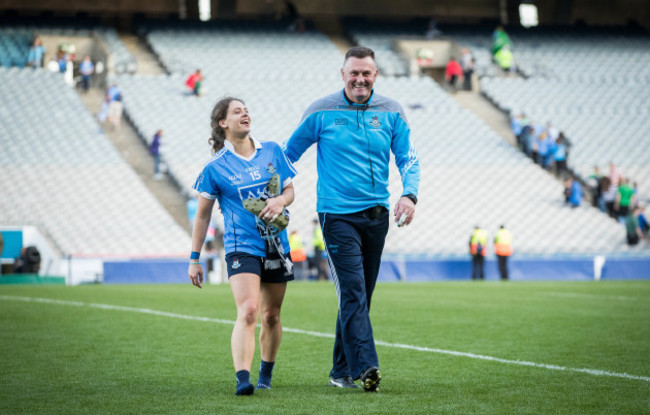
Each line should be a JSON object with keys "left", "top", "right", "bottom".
{"left": 283, "top": 46, "right": 420, "bottom": 392}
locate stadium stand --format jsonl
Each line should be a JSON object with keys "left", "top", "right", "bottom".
{"left": 0, "top": 23, "right": 136, "bottom": 73}
{"left": 0, "top": 67, "right": 190, "bottom": 257}
{"left": 474, "top": 29, "right": 650, "bottom": 202}
{"left": 117, "top": 22, "right": 646, "bottom": 258}
{"left": 1, "top": 17, "right": 647, "bottom": 284}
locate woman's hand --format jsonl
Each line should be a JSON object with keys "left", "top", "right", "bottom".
{"left": 259, "top": 195, "right": 286, "bottom": 223}
{"left": 188, "top": 263, "right": 203, "bottom": 288}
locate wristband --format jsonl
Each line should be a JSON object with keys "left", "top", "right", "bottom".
{"left": 190, "top": 251, "right": 200, "bottom": 260}
{"left": 190, "top": 261, "right": 201, "bottom": 265}
{"left": 403, "top": 194, "right": 418, "bottom": 205}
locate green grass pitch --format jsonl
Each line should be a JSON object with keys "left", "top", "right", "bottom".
{"left": 1, "top": 281, "right": 649, "bottom": 414}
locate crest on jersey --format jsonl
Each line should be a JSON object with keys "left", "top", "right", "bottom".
{"left": 232, "top": 258, "right": 241, "bottom": 269}
{"left": 369, "top": 116, "right": 381, "bottom": 128}
{"left": 267, "top": 163, "right": 276, "bottom": 174}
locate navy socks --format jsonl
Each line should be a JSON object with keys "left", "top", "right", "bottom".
{"left": 235, "top": 370, "right": 254, "bottom": 396}
{"left": 256, "top": 360, "right": 275, "bottom": 389}
{"left": 234, "top": 361, "right": 275, "bottom": 395}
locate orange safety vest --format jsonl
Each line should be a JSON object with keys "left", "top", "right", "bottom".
{"left": 469, "top": 229, "right": 488, "bottom": 256}
{"left": 289, "top": 232, "right": 307, "bottom": 262}
{"left": 494, "top": 228, "right": 513, "bottom": 256}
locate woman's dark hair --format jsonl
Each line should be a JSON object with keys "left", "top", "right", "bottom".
{"left": 209, "top": 96, "right": 244, "bottom": 154}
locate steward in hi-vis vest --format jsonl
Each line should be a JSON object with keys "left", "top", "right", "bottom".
{"left": 469, "top": 226, "right": 487, "bottom": 280}
{"left": 494, "top": 225, "right": 513, "bottom": 280}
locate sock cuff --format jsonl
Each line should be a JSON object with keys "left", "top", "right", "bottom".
{"left": 260, "top": 360, "right": 275, "bottom": 374}
{"left": 236, "top": 370, "right": 250, "bottom": 385}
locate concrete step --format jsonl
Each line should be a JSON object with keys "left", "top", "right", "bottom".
{"left": 119, "top": 34, "right": 166, "bottom": 75}
{"left": 450, "top": 88, "right": 516, "bottom": 145}
{"left": 77, "top": 87, "right": 191, "bottom": 233}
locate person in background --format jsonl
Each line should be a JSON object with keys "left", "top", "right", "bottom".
{"left": 491, "top": 25, "right": 512, "bottom": 57}
{"left": 78, "top": 55, "right": 94, "bottom": 93}
{"left": 444, "top": 57, "right": 464, "bottom": 92}
{"left": 536, "top": 131, "right": 552, "bottom": 169}
{"left": 510, "top": 112, "right": 527, "bottom": 150}
{"left": 107, "top": 93, "right": 124, "bottom": 130}
{"left": 150, "top": 129, "right": 163, "bottom": 180}
{"left": 588, "top": 166, "right": 605, "bottom": 211}
{"left": 565, "top": 178, "right": 583, "bottom": 208}
{"left": 601, "top": 176, "right": 617, "bottom": 218}
{"left": 493, "top": 225, "right": 513, "bottom": 280}
{"left": 311, "top": 218, "right": 327, "bottom": 280}
{"left": 185, "top": 69, "right": 204, "bottom": 96}
{"left": 186, "top": 195, "right": 198, "bottom": 230}
{"left": 637, "top": 204, "right": 649, "bottom": 237}
{"left": 55, "top": 47, "right": 67, "bottom": 73}
{"left": 425, "top": 17, "right": 442, "bottom": 39}
{"left": 283, "top": 46, "right": 420, "bottom": 392}
{"left": 625, "top": 206, "right": 644, "bottom": 246}
{"left": 525, "top": 120, "right": 540, "bottom": 161}
{"left": 189, "top": 97, "right": 296, "bottom": 396}
{"left": 469, "top": 226, "right": 487, "bottom": 280}
{"left": 552, "top": 133, "right": 569, "bottom": 177}
{"left": 288, "top": 230, "right": 308, "bottom": 280}
{"left": 98, "top": 84, "right": 121, "bottom": 123}
{"left": 460, "top": 48, "right": 475, "bottom": 91}
{"left": 27, "top": 36, "right": 45, "bottom": 69}
{"left": 615, "top": 177, "right": 636, "bottom": 222}
{"left": 494, "top": 45, "right": 514, "bottom": 74}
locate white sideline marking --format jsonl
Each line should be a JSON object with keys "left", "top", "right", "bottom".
{"left": 544, "top": 292, "right": 635, "bottom": 301}
{"left": 2, "top": 295, "right": 649, "bottom": 383}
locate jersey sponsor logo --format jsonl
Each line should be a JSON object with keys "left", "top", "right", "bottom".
{"left": 335, "top": 119, "right": 348, "bottom": 125}
{"left": 238, "top": 182, "right": 268, "bottom": 201}
{"left": 228, "top": 173, "right": 243, "bottom": 184}
{"left": 266, "top": 163, "right": 276, "bottom": 174}
{"left": 369, "top": 116, "right": 381, "bottom": 128}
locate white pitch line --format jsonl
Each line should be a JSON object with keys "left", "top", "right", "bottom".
{"left": 2, "top": 295, "right": 649, "bottom": 383}
{"left": 543, "top": 292, "right": 636, "bottom": 301}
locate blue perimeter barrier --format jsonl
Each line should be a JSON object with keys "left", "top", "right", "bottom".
{"left": 103, "top": 259, "right": 204, "bottom": 284}
{"left": 378, "top": 257, "right": 650, "bottom": 282}
{"left": 101, "top": 257, "right": 650, "bottom": 284}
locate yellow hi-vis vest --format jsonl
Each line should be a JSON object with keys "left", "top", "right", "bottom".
{"left": 494, "top": 228, "right": 513, "bottom": 256}
{"left": 313, "top": 226, "right": 325, "bottom": 251}
{"left": 495, "top": 47, "right": 514, "bottom": 69}
{"left": 470, "top": 229, "right": 488, "bottom": 256}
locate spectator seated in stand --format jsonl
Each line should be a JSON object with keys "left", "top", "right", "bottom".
{"left": 564, "top": 178, "right": 582, "bottom": 208}
{"left": 185, "top": 69, "right": 203, "bottom": 96}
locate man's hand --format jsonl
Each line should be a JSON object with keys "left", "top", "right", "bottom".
{"left": 394, "top": 196, "right": 416, "bottom": 227}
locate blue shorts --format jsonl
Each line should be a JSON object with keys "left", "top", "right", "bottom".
{"left": 225, "top": 252, "right": 294, "bottom": 283}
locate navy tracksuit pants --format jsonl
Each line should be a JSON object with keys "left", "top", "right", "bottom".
{"left": 319, "top": 207, "right": 388, "bottom": 379}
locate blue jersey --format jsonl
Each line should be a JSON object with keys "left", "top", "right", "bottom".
{"left": 193, "top": 138, "right": 297, "bottom": 257}
{"left": 283, "top": 89, "right": 420, "bottom": 214}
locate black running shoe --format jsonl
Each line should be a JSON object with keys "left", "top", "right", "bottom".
{"left": 360, "top": 367, "right": 381, "bottom": 392}
{"left": 328, "top": 376, "right": 360, "bottom": 389}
